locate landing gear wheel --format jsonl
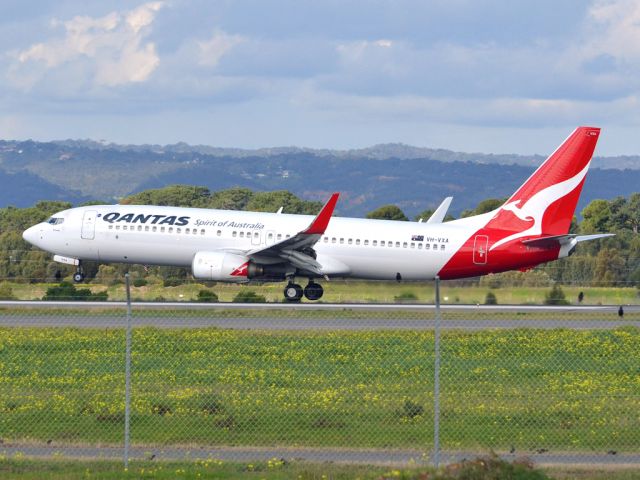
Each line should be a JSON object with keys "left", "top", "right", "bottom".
{"left": 73, "top": 272, "right": 85, "bottom": 283}
{"left": 304, "top": 282, "right": 323, "bottom": 301}
{"left": 284, "top": 283, "right": 303, "bottom": 302}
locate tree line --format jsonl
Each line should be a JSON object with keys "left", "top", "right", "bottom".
{"left": 0, "top": 185, "right": 638, "bottom": 287}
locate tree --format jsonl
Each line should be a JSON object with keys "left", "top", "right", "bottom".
{"left": 366, "top": 205, "right": 408, "bottom": 221}
{"left": 580, "top": 199, "right": 612, "bottom": 233}
{"left": 121, "top": 185, "right": 211, "bottom": 207}
{"left": 460, "top": 198, "right": 505, "bottom": 218}
{"left": 245, "top": 191, "right": 322, "bottom": 214}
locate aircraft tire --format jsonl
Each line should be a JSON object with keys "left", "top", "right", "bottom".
{"left": 73, "top": 272, "right": 84, "bottom": 283}
{"left": 304, "top": 282, "right": 323, "bottom": 301}
{"left": 284, "top": 283, "right": 303, "bottom": 302}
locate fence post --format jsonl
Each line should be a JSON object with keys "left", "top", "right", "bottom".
{"left": 124, "top": 273, "right": 132, "bottom": 469}
{"left": 433, "top": 275, "right": 441, "bottom": 468}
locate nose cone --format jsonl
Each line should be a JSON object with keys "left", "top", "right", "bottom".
{"left": 23, "top": 225, "right": 40, "bottom": 246}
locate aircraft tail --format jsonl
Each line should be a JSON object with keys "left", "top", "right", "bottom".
{"left": 509, "top": 127, "right": 599, "bottom": 232}
{"left": 486, "top": 127, "right": 600, "bottom": 251}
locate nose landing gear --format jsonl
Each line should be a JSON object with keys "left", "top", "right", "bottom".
{"left": 283, "top": 279, "right": 324, "bottom": 301}
{"left": 73, "top": 263, "right": 85, "bottom": 283}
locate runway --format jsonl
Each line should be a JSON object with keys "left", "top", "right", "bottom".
{"left": 0, "top": 301, "right": 638, "bottom": 330}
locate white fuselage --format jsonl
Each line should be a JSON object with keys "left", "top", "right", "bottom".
{"left": 23, "top": 204, "right": 490, "bottom": 281}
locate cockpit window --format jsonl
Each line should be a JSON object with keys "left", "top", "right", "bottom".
{"left": 47, "top": 217, "right": 64, "bottom": 225}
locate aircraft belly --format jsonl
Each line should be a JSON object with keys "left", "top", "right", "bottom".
{"left": 328, "top": 249, "right": 442, "bottom": 281}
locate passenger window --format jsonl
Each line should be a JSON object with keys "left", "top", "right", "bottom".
{"left": 403, "top": 242, "right": 407, "bottom": 248}
{"left": 239, "top": 232, "right": 244, "bottom": 238}
{"left": 232, "top": 231, "right": 237, "bottom": 238}
{"left": 108, "top": 225, "right": 113, "bottom": 230}
{"left": 380, "top": 241, "right": 385, "bottom": 246}
{"left": 122, "top": 225, "right": 128, "bottom": 231}
{"left": 395, "top": 242, "right": 400, "bottom": 248}
{"left": 254, "top": 232, "right": 259, "bottom": 238}
{"left": 388, "top": 242, "right": 392, "bottom": 248}
{"left": 152, "top": 226, "right": 157, "bottom": 232}
{"left": 323, "top": 237, "right": 328, "bottom": 243}
{"left": 425, "top": 244, "right": 430, "bottom": 250}
{"left": 340, "top": 238, "right": 344, "bottom": 244}
{"left": 433, "top": 244, "right": 437, "bottom": 250}
{"left": 286, "top": 234, "right": 290, "bottom": 238}
{"left": 332, "top": 238, "right": 336, "bottom": 243}
{"left": 116, "top": 225, "right": 120, "bottom": 230}
{"left": 161, "top": 227, "right": 165, "bottom": 233}
{"left": 200, "top": 229, "right": 205, "bottom": 235}
{"left": 356, "top": 239, "right": 360, "bottom": 245}
{"left": 441, "top": 244, "right": 445, "bottom": 251}
{"left": 169, "top": 227, "right": 174, "bottom": 233}
{"left": 217, "top": 230, "right": 221, "bottom": 236}
{"left": 186, "top": 228, "right": 190, "bottom": 234}
{"left": 348, "top": 238, "right": 353, "bottom": 245}
{"left": 364, "top": 240, "right": 369, "bottom": 246}
{"left": 411, "top": 242, "right": 415, "bottom": 249}
{"left": 138, "top": 226, "right": 142, "bottom": 232}
{"left": 278, "top": 234, "right": 282, "bottom": 240}
{"left": 418, "top": 243, "right": 423, "bottom": 249}
{"left": 145, "top": 226, "right": 149, "bottom": 232}
{"left": 372, "top": 240, "right": 377, "bottom": 246}
{"left": 268, "top": 233, "right": 273, "bottom": 239}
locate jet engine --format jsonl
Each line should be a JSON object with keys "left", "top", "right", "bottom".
{"left": 191, "top": 251, "right": 289, "bottom": 282}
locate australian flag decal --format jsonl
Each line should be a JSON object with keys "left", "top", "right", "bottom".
{"left": 411, "top": 235, "right": 424, "bottom": 241}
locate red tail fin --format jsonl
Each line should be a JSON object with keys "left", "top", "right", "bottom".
{"left": 505, "top": 126, "right": 599, "bottom": 234}
{"left": 486, "top": 127, "right": 600, "bottom": 251}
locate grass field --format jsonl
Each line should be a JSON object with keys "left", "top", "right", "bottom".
{"left": 1, "top": 325, "right": 638, "bottom": 454}
{"left": 3, "top": 280, "right": 639, "bottom": 304}
{"left": 1, "top": 457, "right": 640, "bottom": 480}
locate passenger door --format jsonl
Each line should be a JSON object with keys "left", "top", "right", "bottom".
{"left": 81, "top": 210, "right": 97, "bottom": 240}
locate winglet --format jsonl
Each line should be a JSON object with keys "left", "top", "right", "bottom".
{"left": 426, "top": 196, "right": 453, "bottom": 224}
{"left": 302, "top": 193, "right": 339, "bottom": 235}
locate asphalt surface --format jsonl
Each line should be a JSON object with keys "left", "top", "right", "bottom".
{"left": 1, "top": 301, "right": 638, "bottom": 330}
{"left": 1, "top": 443, "right": 637, "bottom": 467}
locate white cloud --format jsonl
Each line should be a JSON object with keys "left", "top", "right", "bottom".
{"left": 197, "top": 30, "right": 244, "bottom": 68}
{"left": 8, "top": 2, "right": 164, "bottom": 89}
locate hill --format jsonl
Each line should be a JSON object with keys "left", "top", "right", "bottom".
{"left": 0, "top": 139, "right": 638, "bottom": 216}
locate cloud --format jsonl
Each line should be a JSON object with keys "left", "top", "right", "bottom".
{"left": 8, "top": 2, "right": 163, "bottom": 89}
{"left": 197, "top": 30, "right": 244, "bottom": 68}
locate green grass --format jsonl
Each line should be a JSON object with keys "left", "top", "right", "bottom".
{"left": 1, "top": 457, "right": 640, "bottom": 480}
{"left": 4, "top": 281, "right": 640, "bottom": 305}
{"left": 1, "top": 326, "right": 639, "bottom": 454}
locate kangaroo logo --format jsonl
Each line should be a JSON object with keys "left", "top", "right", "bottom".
{"left": 489, "top": 162, "right": 591, "bottom": 251}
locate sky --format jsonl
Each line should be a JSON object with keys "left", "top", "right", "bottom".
{"left": 1, "top": 0, "right": 640, "bottom": 156}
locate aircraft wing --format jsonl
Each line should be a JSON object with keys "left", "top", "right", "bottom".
{"left": 426, "top": 196, "right": 453, "bottom": 224}
{"left": 245, "top": 193, "right": 339, "bottom": 275}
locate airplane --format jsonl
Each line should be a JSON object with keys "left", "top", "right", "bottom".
{"left": 22, "top": 126, "right": 613, "bottom": 302}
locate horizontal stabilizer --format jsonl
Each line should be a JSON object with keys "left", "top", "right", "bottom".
{"left": 426, "top": 197, "right": 453, "bottom": 224}
{"left": 522, "top": 233, "right": 614, "bottom": 248}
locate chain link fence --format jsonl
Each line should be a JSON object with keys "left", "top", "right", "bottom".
{"left": 0, "top": 283, "right": 639, "bottom": 467}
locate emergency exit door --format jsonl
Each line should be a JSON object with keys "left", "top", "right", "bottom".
{"left": 473, "top": 235, "right": 488, "bottom": 265}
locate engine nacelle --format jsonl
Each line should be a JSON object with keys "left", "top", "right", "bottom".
{"left": 191, "top": 251, "right": 251, "bottom": 282}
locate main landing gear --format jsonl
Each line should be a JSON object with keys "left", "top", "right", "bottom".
{"left": 283, "top": 279, "right": 324, "bottom": 302}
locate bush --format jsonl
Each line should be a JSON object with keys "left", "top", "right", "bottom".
{"left": 544, "top": 285, "right": 570, "bottom": 305}
{"left": 484, "top": 291, "right": 498, "bottom": 305}
{"left": 394, "top": 291, "right": 418, "bottom": 303}
{"left": 42, "top": 282, "right": 108, "bottom": 301}
{"left": 232, "top": 290, "right": 266, "bottom": 303}
{"left": 197, "top": 290, "right": 219, "bottom": 302}
{"left": 400, "top": 399, "right": 424, "bottom": 419}
{"left": 0, "top": 282, "right": 16, "bottom": 300}
{"left": 133, "top": 278, "right": 148, "bottom": 287}
{"left": 163, "top": 277, "right": 183, "bottom": 287}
